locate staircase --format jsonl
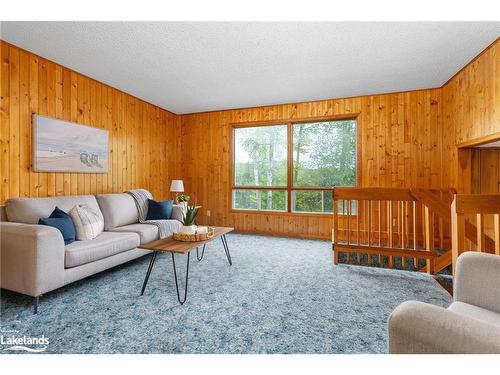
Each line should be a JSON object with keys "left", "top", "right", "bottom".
{"left": 451, "top": 194, "right": 500, "bottom": 273}
{"left": 332, "top": 187, "right": 456, "bottom": 275}
{"left": 332, "top": 187, "right": 500, "bottom": 276}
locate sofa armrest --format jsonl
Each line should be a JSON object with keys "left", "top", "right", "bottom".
{"left": 388, "top": 300, "right": 500, "bottom": 354}
{"left": 171, "top": 204, "right": 185, "bottom": 222}
{"left": 454, "top": 252, "right": 500, "bottom": 313}
{"left": 0, "top": 222, "right": 65, "bottom": 296}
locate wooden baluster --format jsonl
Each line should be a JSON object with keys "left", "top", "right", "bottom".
{"left": 476, "top": 213, "right": 484, "bottom": 252}
{"left": 422, "top": 204, "right": 426, "bottom": 269}
{"left": 402, "top": 201, "right": 406, "bottom": 250}
{"left": 413, "top": 201, "right": 417, "bottom": 269}
{"left": 367, "top": 200, "right": 372, "bottom": 265}
{"left": 356, "top": 200, "right": 360, "bottom": 246}
{"left": 362, "top": 200, "right": 366, "bottom": 263}
{"left": 343, "top": 200, "right": 348, "bottom": 263}
{"left": 398, "top": 201, "right": 404, "bottom": 267}
{"left": 439, "top": 190, "right": 444, "bottom": 251}
{"left": 494, "top": 214, "right": 500, "bottom": 256}
{"left": 333, "top": 196, "right": 339, "bottom": 265}
{"left": 376, "top": 200, "right": 381, "bottom": 265}
{"left": 378, "top": 200, "right": 381, "bottom": 247}
{"left": 341, "top": 199, "right": 345, "bottom": 241}
{"left": 387, "top": 200, "right": 393, "bottom": 268}
{"left": 347, "top": 199, "right": 351, "bottom": 245}
{"left": 424, "top": 206, "right": 435, "bottom": 274}
{"left": 356, "top": 200, "right": 360, "bottom": 263}
{"left": 406, "top": 201, "right": 415, "bottom": 268}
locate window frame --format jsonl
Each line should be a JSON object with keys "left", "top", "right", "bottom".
{"left": 230, "top": 115, "right": 360, "bottom": 215}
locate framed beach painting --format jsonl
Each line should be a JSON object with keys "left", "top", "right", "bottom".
{"left": 33, "top": 115, "right": 109, "bottom": 173}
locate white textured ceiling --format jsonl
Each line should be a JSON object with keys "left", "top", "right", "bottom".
{"left": 1, "top": 22, "right": 499, "bottom": 114}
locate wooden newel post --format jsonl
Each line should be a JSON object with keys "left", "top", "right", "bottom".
{"left": 451, "top": 195, "right": 465, "bottom": 276}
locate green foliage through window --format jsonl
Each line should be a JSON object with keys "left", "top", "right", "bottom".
{"left": 293, "top": 121, "right": 356, "bottom": 188}
{"left": 233, "top": 189, "right": 287, "bottom": 211}
{"left": 233, "top": 120, "right": 356, "bottom": 213}
{"left": 292, "top": 190, "right": 333, "bottom": 213}
{"left": 234, "top": 125, "right": 287, "bottom": 187}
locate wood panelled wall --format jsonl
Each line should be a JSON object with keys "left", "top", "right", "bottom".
{"left": 1, "top": 37, "right": 498, "bottom": 239}
{"left": 442, "top": 39, "right": 500, "bottom": 191}
{"left": 0, "top": 41, "right": 181, "bottom": 204}
{"left": 471, "top": 149, "right": 500, "bottom": 194}
{"left": 181, "top": 38, "right": 500, "bottom": 239}
{"left": 181, "top": 89, "right": 444, "bottom": 239}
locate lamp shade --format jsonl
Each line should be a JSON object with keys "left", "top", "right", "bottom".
{"left": 170, "top": 180, "right": 184, "bottom": 193}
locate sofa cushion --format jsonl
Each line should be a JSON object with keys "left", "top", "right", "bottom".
{"left": 50, "top": 206, "right": 75, "bottom": 222}
{"left": 48, "top": 206, "right": 76, "bottom": 244}
{"left": 111, "top": 223, "right": 159, "bottom": 244}
{"left": 64, "top": 231, "right": 140, "bottom": 268}
{"left": 448, "top": 301, "right": 500, "bottom": 326}
{"left": 69, "top": 204, "right": 104, "bottom": 241}
{"left": 95, "top": 193, "right": 139, "bottom": 230}
{"left": 5, "top": 195, "right": 102, "bottom": 225}
{"left": 146, "top": 199, "right": 173, "bottom": 220}
{"left": 38, "top": 216, "right": 76, "bottom": 245}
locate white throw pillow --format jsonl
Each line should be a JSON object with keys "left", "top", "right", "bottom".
{"left": 69, "top": 204, "right": 104, "bottom": 241}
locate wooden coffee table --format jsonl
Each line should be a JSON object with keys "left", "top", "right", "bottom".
{"left": 139, "top": 227, "right": 234, "bottom": 304}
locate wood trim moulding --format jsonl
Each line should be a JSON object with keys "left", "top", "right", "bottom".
{"left": 229, "top": 113, "right": 361, "bottom": 127}
{"left": 233, "top": 228, "right": 332, "bottom": 240}
{"left": 456, "top": 131, "right": 500, "bottom": 148}
{"left": 232, "top": 186, "right": 338, "bottom": 191}
{"left": 230, "top": 209, "right": 334, "bottom": 217}
{"left": 335, "top": 243, "right": 439, "bottom": 259}
{"left": 180, "top": 87, "right": 445, "bottom": 116}
{"left": 455, "top": 194, "right": 500, "bottom": 214}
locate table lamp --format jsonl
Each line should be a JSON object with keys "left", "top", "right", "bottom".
{"left": 170, "top": 180, "right": 184, "bottom": 203}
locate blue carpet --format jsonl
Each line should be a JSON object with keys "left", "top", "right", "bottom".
{"left": 0, "top": 234, "right": 451, "bottom": 354}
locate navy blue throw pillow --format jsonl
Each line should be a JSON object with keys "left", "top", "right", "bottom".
{"left": 50, "top": 206, "right": 76, "bottom": 239}
{"left": 38, "top": 216, "right": 76, "bottom": 245}
{"left": 50, "top": 206, "right": 72, "bottom": 222}
{"left": 50, "top": 206, "right": 70, "bottom": 219}
{"left": 146, "top": 199, "right": 173, "bottom": 220}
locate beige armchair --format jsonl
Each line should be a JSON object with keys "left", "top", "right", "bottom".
{"left": 388, "top": 251, "right": 500, "bottom": 353}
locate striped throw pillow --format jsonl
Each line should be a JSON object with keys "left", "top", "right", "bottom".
{"left": 69, "top": 204, "right": 104, "bottom": 241}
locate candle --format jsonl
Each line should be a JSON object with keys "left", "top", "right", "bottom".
{"left": 197, "top": 226, "right": 208, "bottom": 234}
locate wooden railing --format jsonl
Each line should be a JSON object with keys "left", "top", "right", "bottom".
{"left": 332, "top": 187, "right": 455, "bottom": 274}
{"left": 451, "top": 194, "right": 500, "bottom": 274}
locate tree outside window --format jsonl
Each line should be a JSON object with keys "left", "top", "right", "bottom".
{"left": 233, "top": 119, "right": 356, "bottom": 213}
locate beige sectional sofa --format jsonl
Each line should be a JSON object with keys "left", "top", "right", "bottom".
{"left": 0, "top": 193, "right": 182, "bottom": 312}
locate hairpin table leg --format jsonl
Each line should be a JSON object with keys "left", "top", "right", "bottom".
{"left": 221, "top": 234, "right": 232, "bottom": 266}
{"left": 171, "top": 252, "right": 190, "bottom": 304}
{"left": 141, "top": 251, "right": 158, "bottom": 296}
{"left": 196, "top": 243, "right": 206, "bottom": 261}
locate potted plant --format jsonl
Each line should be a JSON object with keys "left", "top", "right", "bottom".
{"left": 178, "top": 193, "right": 190, "bottom": 210}
{"left": 179, "top": 204, "right": 199, "bottom": 235}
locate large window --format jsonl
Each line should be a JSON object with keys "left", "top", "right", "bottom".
{"left": 232, "top": 119, "right": 357, "bottom": 213}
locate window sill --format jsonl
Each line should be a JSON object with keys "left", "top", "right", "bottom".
{"left": 230, "top": 209, "right": 334, "bottom": 217}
